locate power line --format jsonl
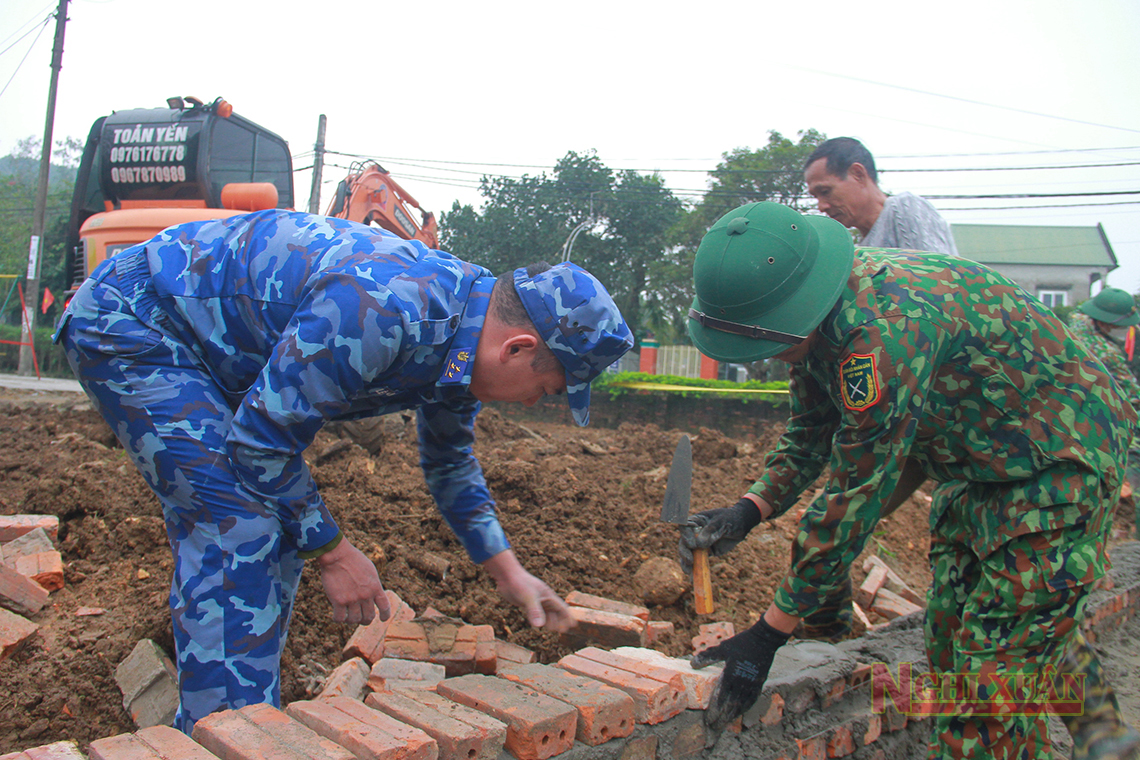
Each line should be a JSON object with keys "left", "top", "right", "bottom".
{"left": 0, "top": 14, "right": 51, "bottom": 101}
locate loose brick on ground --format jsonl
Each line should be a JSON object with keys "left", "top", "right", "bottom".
{"left": 498, "top": 662, "right": 635, "bottom": 746}
{"left": 0, "top": 607, "right": 38, "bottom": 661}
{"left": 318, "top": 657, "right": 370, "bottom": 701}
{"left": 556, "top": 652, "right": 685, "bottom": 724}
{"left": 436, "top": 673, "right": 576, "bottom": 760}
{"left": 115, "top": 639, "right": 179, "bottom": 729}
{"left": 89, "top": 725, "right": 221, "bottom": 759}
{"left": 855, "top": 564, "right": 888, "bottom": 610}
{"left": 367, "top": 659, "right": 446, "bottom": 693}
{"left": 0, "top": 741, "right": 84, "bottom": 760}
{"left": 558, "top": 607, "right": 646, "bottom": 649}
{"left": 392, "top": 688, "right": 507, "bottom": 760}
{"left": 0, "top": 527, "right": 54, "bottom": 565}
{"left": 644, "top": 621, "right": 674, "bottom": 646}
{"left": 13, "top": 551, "right": 63, "bottom": 592}
{"left": 863, "top": 555, "right": 924, "bottom": 606}
{"left": 493, "top": 639, "right": 536, "bottom": 668}
{"left": 564, "top": 591, "right": 650, "bottom": 621}
{"left": 0, "top": 515, "right": 58, "bottom": 543}
{"left": 367, "top": 689, "right": 491, "bottom": 760}
{"left": 342, "top": 590, "right": 416, "bottom": 662}
{"left": 286, "top": 696, "right": 437, "bottom": 760}
{"left": 871, "top": 588, "right": 923, "bottom": 620}
{"left": 0, "top": 563, "right": 50, "bottom": 617}
{"left": 192, "top": 703, "right": 356, "bottom": 760}
{"left": 612, "top": 646, "right": 722, "bottom": 709}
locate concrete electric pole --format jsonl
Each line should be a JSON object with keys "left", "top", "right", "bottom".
{"left": 18, "top": 0, "right": 69, "bottom": 376}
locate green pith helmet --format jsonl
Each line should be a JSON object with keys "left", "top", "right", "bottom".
{"left": 688, "top": 202, "right": 855, "bottom": 362}
{"left": 1079, "top": 287, "right": 1140, "bottom": 327}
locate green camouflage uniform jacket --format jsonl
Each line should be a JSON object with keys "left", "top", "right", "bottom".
{"left": 747, "top": 250, "right": 1135, "bottom": 618}
{"left": 1068, "top": 311, "right": 1140, "bottom": 407}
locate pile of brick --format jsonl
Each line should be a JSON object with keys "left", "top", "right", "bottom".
{"left": 0, "top": 515, "right": 63, "bottom": 662}
{"left": 5, "top": 541, "right": 1140, "bottom": 760}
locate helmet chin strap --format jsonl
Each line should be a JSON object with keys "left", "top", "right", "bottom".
{"left": 688, "top": 308, "right": 806, "bottom": 345}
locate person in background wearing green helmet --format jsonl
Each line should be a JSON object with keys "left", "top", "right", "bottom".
{"left": 677, "top": 201, "right": 1140, "bottom": 758}
{"left": 1069, "top": 287, "right": 1140, "bottom": 536}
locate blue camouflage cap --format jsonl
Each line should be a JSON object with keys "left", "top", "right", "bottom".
{"left": 514, "top": 263, "right": 634, "bottom": 426}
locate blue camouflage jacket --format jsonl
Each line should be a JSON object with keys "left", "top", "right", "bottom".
{"left": 113, "top": 209, "right": 508, "bottom": 562}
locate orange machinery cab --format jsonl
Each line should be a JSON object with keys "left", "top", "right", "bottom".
{"left": 66, "top": 97, "right": 293, "bottom": 293}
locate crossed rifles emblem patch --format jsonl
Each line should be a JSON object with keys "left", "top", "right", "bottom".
{"left": 840, "top": 353, "right": 882, "bottom": 411}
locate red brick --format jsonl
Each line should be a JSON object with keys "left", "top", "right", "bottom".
{"left": 493, "top": 639, "right": 536, "bottom": 668}
{"left": 0, "top": 564, "right": 50, "bottom": 617}
{"left": 611, "top": 646, "right": 721, "bottom": 709}
{"left": 828, "top": 725, "right": 856, "bottom": 757}
{"left": 822, "top": 678, "right": 846, "bottom": 708}
{"left": 366, "top": 689, "right": 491, "bottom": 760}
{"left": 318, "top": 657, "right": 370, "bottom": 701}
{"left": 286, "top": 696, "right": 436, "bottom": 760}
{"left": 797, "top": 735, "right": 828, "bottom": 760}
{"left": 0, "top": 608, "right": 38, "bottom": 661}
{"left": 855, "top": 565, "right": 888, "bottom": 609}
{"left": 435, "top": 673, "right": 576, "bottom": 760}
{"left": 368, "top": 658, "right": 446, "bottom": 690}
{"left": 0, "top": 515, "right": 58, "bottom": 543}
{"left": 556, "top": 652, "right": 684, "bottom": 724}
{"left": 849, "top": 663, "right": 874, "bottom": 688}
{"left": 691, "top": 621, "right": 734, "bottom": 655}
{"left": 0, "top": 527, "right": 54, "bottom": 565}
{"left": 13, "top": 551, "right": 63, "bottom": 593}
{"left": 498, "top": 663, "right": 635, "bottom": 745}
{"left": 573, "top": 647, "right": 688, "bottom": 706}
{"left": 616, "top": 734, "right": 657, "bottom": 760}
{"left": 565, "top": 591, "right": 650, "bottom": 621}
{"left": 759, "top": 692, "right": 785, "bottom": 727}
{"left": 862, "top": 556, "right": 923, "bottom": 607}
{"left": 89, "top": 725, "right": 221, "bottom": 759}
{"left": 191, "top": 704, "right": 355, "bottom": 760}
{"left": 0, "top": 741, "right": 84, "bottom": 760}
{"left": 560, "top": 607, "right": 646, "bottom": 649}
{"left": 381, "top": 620, "right": 432, "bottom": 661}
{"left": 392, "top": 688, "right": 507, "bottom": 760}
{"left": 853, "top": 602, "right": 875, "bottom": 630}
{"left": 342, "top": 591, "right": 415, "bottom": 662}
{"left": 864, "top": 714, "right": 883, "bottom": 745}
{"left": 871, "top": 588, "right": 923, "bottom": 620}
{"left": 644, "top": 621, "right": 674, "bottom": 646}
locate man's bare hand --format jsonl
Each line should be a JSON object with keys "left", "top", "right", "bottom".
{"left": 315, "top": 538, "right": 391, "bottom": 625}
{"left": 481, "top": 550, "right": 575, "bottom": 633}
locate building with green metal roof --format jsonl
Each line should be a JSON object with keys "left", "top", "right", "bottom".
{"left": 951, "top": 223, "right": 1118, "bottom": 309}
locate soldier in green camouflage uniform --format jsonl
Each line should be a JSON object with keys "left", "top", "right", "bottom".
{"left": 1069, "top": 289, "right": 1140, "bottom": 540}
{"left": 678, "top": 202, "right": 1140, "bottom": 758}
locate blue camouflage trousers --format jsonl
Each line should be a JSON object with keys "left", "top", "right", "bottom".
{"left": 55, "top": 258, "right": 303, "bottom": 733}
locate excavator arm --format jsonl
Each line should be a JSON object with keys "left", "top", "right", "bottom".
{"left": 326, "top": 162, "right": 439, "bottom": 248}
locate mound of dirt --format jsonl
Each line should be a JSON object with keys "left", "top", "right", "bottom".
{"left": 0, "top": 394, "right": 942, "bottom": 752}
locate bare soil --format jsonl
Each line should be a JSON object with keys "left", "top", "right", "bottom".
{"left": 0, "top": 388, "right": 1132, "bottom": 753}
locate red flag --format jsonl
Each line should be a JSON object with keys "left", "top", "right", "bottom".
{"left": 1126, "top": 325, "right": 1136, "bottom": 362}
{"left": 41, "top": 286, "right": 54, "bottom": 314}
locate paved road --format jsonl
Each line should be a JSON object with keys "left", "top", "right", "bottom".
{"left": 0, "top": 373, "right": 83, "bottom": 393}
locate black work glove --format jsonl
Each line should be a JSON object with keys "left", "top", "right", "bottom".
{"left": 692, "top": 617, "right": 791, "bottom": 733}
{"left": 677, "top": 497, "right": 763, "bottom": 574}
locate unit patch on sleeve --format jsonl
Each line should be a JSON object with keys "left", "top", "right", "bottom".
{"left": 839, "top": 353, "right": 882, "bottom": 411}
{"left": 440, "top": 348, "right": 472, "bottom": 384}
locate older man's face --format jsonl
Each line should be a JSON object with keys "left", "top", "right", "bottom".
{"left": 804, "top": 158, "right": 872, "bottom": 232}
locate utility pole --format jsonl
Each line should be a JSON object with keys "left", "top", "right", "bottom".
{"left": 307, "top": 114, "right": 327, "bottom": 214}
{"left": 18, "top": 0, "right": 69, "bottom": 376}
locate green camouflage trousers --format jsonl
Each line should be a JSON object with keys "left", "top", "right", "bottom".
{"left": 925, "top": 520, "right": 1124, "bottom": 759}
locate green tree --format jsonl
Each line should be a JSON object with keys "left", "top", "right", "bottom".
{"left": 439, "top": 151, "right": 684, "bottom": 345}
{"left": 0, "top": 136, "right": 81, "bottom": 326}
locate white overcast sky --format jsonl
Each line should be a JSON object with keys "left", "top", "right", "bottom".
{"left": 3, "top": 0, "right": 1139, "bottom": 294}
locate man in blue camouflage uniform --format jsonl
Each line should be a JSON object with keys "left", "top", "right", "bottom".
{"left": 54, "top": 209, "right": 633, "bottom": 733}
{"left": 678, "top": 202, "right": 1140, "bottom": 758}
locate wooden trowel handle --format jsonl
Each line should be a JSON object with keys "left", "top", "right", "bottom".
{"left": 692, "top": 548, "right": 714, "bottom": 614}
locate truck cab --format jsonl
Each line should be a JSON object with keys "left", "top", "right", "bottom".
{"left": 65, "top": 97, "right": 294, "bottom": 293}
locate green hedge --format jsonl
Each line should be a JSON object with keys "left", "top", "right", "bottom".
{"left": 0, "top": 323, "right": 73, "bottom": 378}
{"left": 595, "top": 371, "right": 790, "bottom": 404}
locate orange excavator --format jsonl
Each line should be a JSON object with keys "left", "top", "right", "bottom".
{"left": 66, "top": 97, "right": 438, "bottom": 294}
{"left": 325, "top": 161, "right": 439, "bottom": 249}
